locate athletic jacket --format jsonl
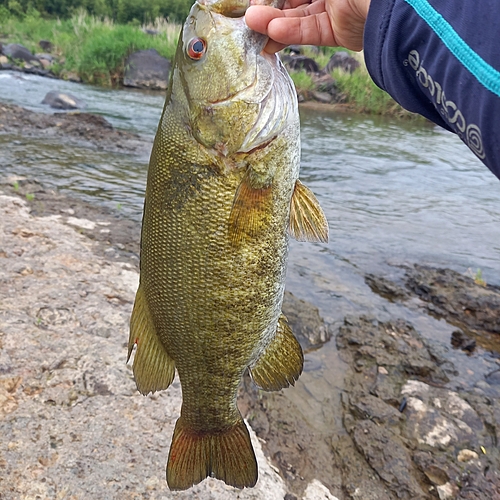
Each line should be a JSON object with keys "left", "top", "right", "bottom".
{"left": 364, "top": 0, "right": 500, "bottom": 180}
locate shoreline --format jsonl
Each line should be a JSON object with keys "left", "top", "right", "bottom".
{"left": 1, "top": 101, "right": 500, "bottom": 499}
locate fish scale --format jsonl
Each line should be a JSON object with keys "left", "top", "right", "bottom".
{"left": 127, "top": 0, "right": 328, "bottom": 490}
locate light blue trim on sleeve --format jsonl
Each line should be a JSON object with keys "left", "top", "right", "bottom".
{"left": 404, "top": 0, "right": 500, "bottom": 97}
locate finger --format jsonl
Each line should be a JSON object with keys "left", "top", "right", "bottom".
{"left": 245, "top": 2, "right": 326, "bottom": 35}
{"left": 245, "top": 5, "right": 286, "bottom": 35}
{"left": 263, "top": 39, "right": 288, "bottom": 54}
{"left": 267, "top": 12, "right": 337, "bottom": 47}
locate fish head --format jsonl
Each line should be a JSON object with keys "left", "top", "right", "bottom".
{"left": 171, "top": 0, "right": 295, "bottom": 157}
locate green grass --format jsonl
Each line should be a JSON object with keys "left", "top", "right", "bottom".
{"left": 289, "top": 70, "right": 315, "bottom": 92}
{"left": 332, "top": 67, "right": 420, "bottom": 118}
{"left": 0, "top": 10, "right": 420, "bottom": 117}
{"left": 0, "top": 10, "right": 181, "bottom": 86}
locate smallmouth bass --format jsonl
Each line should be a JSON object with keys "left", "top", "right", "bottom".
{"left": 128, "top": 0, "right": 328, "bottom": 490}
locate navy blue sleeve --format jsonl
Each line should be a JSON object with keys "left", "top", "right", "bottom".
{"left": 363, "top": 0, "right": 500, "bottom": 180}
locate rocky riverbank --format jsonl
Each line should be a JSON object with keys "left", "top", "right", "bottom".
{"left": 1, "top": 104, "right": 499, "bottom": 499}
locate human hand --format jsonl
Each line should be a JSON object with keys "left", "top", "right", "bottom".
{"left": 245, "top": 0, "right": 371, "bottom": 53}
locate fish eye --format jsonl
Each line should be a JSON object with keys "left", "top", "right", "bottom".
{"left": 187, "top": 38, "right": 207, "bottom": 60}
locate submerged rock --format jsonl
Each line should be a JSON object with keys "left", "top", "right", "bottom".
{"left": 42, "top": 90, "right": 86, "bottom": 110}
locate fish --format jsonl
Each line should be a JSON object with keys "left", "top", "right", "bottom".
{"left": 127, "top": 0, "right": 328, "bottom": 491}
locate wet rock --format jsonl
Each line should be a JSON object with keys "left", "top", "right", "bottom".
{"left": 2, "top": 43, "right": 40, "bottom": 65}
{"left": 337, "top": 314, "right": 500, "bottom": 499}
{"left": 365, "top": 273, "right": 411, "bottom": 302}
{"left": 451, "top": 330, "right": 476, "bottom": 352}
{"left": 405, "top": 264, "right": 500, "bottom": 335}
{"left": 337, "top": 316, "right": 451, "bottom": 402}
{"left": 282, "top": 291, "right": 332, "bottom": 351}
{"left": 39, "top": 40, "right": 53, "bottom": 52}
{"left": 42, "top": 91, "right": 86, "bottom": 110}
{"left": 287, "top": 56, "right": 319, "bottom": 74}
{"left": 123, "top": 49, "right": 170, "bottom": 90}
{"left": 485, "top": 369, "right": 500, "bottom": 385}
{"left": 0, "top": 103, "right": 145, "bottom": 154}
{"left": 324, "top": 51, "right": 360, "bottom": 74}
{"left": 351, "top": 419, "right": 427, "bottom": 498}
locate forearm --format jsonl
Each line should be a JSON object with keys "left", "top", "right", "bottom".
{"left": 364, "top": 0, "right": 500, "bottom": 179}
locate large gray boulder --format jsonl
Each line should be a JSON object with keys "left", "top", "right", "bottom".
{"left": 286, "top": 55, "right": 319, "bottom": 74}
{"left": 123, "top": 49, "right": 170, "bottom": 90}
{"left": 324, "top": 51, "right": 360, "bottom": 74}
{"left": 2, "top": 43, "right": 40, "bottom": 65}
{"left": 42, "top": 91, "right": 86, "bottom": 110}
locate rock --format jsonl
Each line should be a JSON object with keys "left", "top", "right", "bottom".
{"left": 0, "top": 55, "right": 8, "bottom": 66}
{"left": 0, "top": 193, "right": 288, "bottom": 499}
{"left": 123, "top": 49, "right": 170, "bottom": 90}
{"left": 39, "top": 39, "right": 53, "bottom": 52}
{"left": 282, "top": 291, "right": 332, "bottom": 350}
{"left": 485, "top": 369, "right": 500, "bottom": 385}
{"left": 42, "top": 91, "right": 86, "bottom": 110}
{"left": 66, "top": 217, "right": 96, "bottom": 230}
{"left": 286, "top": 45, "right": 303, "bottom": 55}
{"left": 324, "top": 51, "right": 360, "bottom": 74}
{"left": 142, "top": 28, "right": 159, "bottom": 36}
{"left": 365, "top": 273, "right": 410, "bottom": 302}
{"left": 312, "top": 73, "right": 338, "bottom": 95}
{"left": 287, "top": 56, "right": 319, "bottom": 74}
{"left": 38, "top": 58, "right": 52, "bottom": 70}
{"left": 36, "top": 53, "right": 54, "bottom": 61}
{"left": 311, "top": 91, "right": 333, "bottom": 103}
{"left": 2, "top": 43, "right": 40, "bottom": 65}
{"left": 60, "top": 69, "right": 82, "bottom": 83}
{"left": 437, "top": 482, "right": 459, "bottom": 500}
{"left": 451, "top": 330, "right": 476, "bottom": 352}
{"left": 405, "top": 264, "right": 500, "bottom": 335}
{"left": 457, "top": 449, "right": 479, "bottom": 462}
{"left": 401, "top": 379, "right": 486, "bottom": 450}
{"left": 302, "top": 479, "right": 339, "bottom": 500}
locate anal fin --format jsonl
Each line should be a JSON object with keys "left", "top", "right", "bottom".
{"left": 128, "top": 285, "right": 175, "bottom": 395}
{"left": 167, "top": 415, "right": 257, "bottom": 490}
{"left": 228, "top": 172, "right": 273, "bottom": 246}
{"left": 289, "top": 179, "right": 329, "bottom": 243}
{"left": 250, "top": 314, "right": 303, "bottom": 391}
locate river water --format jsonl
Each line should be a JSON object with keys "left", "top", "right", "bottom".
{"left": 1, "top": 70, "right": 499, "bottom": 433}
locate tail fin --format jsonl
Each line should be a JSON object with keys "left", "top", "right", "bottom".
{"left": 166, "top": 415, "right": 258, "bottom": 490}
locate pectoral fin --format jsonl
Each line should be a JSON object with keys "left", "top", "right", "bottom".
{"left": 250, "top": 314, "right": 303, "bottom": 391}
{"left": 228, "top": 173, "right": 273, "bottom": 245}
{"left": 289, "top": 180, "right": 329, "bottom": 243}
{"left": 128, "top": 285, "right": 175, "bottom": 395}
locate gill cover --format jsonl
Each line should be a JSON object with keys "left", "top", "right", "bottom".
{"left": 177, "top": 0, "right": 295, "bottom": 156}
